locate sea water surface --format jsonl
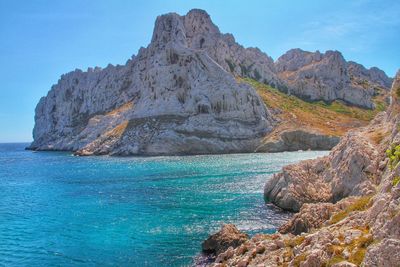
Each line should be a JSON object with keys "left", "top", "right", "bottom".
{"left": 0, "top": 143, "right": 328, "bottom": 266}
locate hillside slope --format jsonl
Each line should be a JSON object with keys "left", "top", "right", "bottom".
{"left": 242, "top": 78, "right": 385, "bottom": 152}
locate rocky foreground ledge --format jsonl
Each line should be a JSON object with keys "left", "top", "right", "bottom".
{"left": 200, "top": 71, "right": 400, "bottom": 266}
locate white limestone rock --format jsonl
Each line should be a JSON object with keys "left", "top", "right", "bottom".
{"left": 29, "top": 10, "right": 275, "bottom": 155}
{"left": 275, "top": 49, "right": 392, "bottom": 108}
{"left": 183, "top": 9, "right": 282, "bottom": 88}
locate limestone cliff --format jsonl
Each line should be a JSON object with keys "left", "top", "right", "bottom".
{"left": 29, "top": 10, "right": 275, "bottom": 155}
{"left": 29, "top": 9, "right": 392, "bottom": 155}
{"left": 183, "top": 9, "right": 282, "bottom": 88}
{"left": 275, "top": 49, "right": 391, "bottom": 109}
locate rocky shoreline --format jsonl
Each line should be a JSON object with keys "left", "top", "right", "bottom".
{"left": 200, "top": 71, "right": 400, "bottom": 266}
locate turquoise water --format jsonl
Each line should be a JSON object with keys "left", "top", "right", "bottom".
{"left": 0, "top": 143, "right": 328, "bottom": 266}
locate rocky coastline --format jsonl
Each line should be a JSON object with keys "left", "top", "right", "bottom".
{"left": 200, "top": 71, "right": 400, "bottom": 266}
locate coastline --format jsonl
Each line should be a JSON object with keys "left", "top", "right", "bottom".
{"left": 200, "top": 72, "right": 400, "bottom": 266}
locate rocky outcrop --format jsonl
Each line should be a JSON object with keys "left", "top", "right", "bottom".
{"left": 275, "top": 49, "right": 391, "bottom": 109}
{"left": 347, "top": 61, "right": 393, "bottom": 89}
{"left": 278, "top": 197, "right": 358, "bottom": 235}
{"left": 204, "top": 71, "right": 400, "bottom": 266}
{"left": 29, "top": 10, "right": 275, "bottom": 155}
{"left": 264, "top": 116, "right": 381, "bottom": 212}
{"left": 29, "top": 9, "right": 392, "bottom": 155}
{"left": 183, "top": 9, "right": 282, "bottom": 88}
{"left": 202, "top": 224, "right": 249, "bottom": 255}
{"left": 256, "top": 129, "right": 340, "bottom": 152}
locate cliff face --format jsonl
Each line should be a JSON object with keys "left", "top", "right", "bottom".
{"left": 183, "top": 9, "right": 282, "bottom": 88}
{"left": 204, "top": 71, "right": 400, "bottom": 267}
{"left": 30, "top": 9, "right": 393, "bottom": 155}
{"left": 30, "top": 10, "right": 274, "bottom": 155}
{"left": 347, "top": 61, "right": 393, "bottom": 89}
{"left": 275, "top": 49, "right": 391, "bottom": 108}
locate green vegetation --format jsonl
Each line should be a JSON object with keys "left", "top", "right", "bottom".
{"left": 327, "top": 228, "right": 373, "bottom": 266}
{"left": 240, "top": 78, "right": 382, "bottom": 137}
{"left": 327, "top": 256, "right": 346, "bottom": 266}
{"left": 253, "top": 68, "right": 261, "bottom": 81}
{"left": 393, "top": 176, "right": 400, "bottom": 187}
{"left": 396, "top": 86, "right": 400, "bottom": 98}
{"left": 373, "top": 99, "right": 388, "bottom": 112}
{"left": 225, "top": 59, "right": 236, "bottom": 73}
{"left": 243, "top": 78, "right": 379, "bottom": 121}
{"left": 292, "top": 253, "right": 308, "bottom": 267}
{"left": 329, "top": 196, "right": 372, "bottom": 225}
{"left": 348, "top": 232, "right": 373, "bottom": 265}
{"left": 284, "top": 235, "right": 305, "bottom": 248}
{"left": 239, "top": 64, "right": 250, "bottom": 76}
{"left": 386, "top": 144, "right": 400, "bottom": 170}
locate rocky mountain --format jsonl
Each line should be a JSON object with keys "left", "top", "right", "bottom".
{"left": 348, "top": 61, "right": 393, "bottom": 88}
{"left": 29, "top": 9, "right": 392, "bottom": 155}
{"left": 29, "top": 10, "right": 274, "bottom": 155}
{"left": 275, "top": 49, "right": 391, "bottom": 109}
{"left": 183, "top": 9, "right": 282, "bottom": 88}
{"left": 202, "top": 71, "right": 400, "bottom": 266}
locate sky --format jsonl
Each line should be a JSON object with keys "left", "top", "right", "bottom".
{"left": 0, "top": 0, "right": 399, "bottom": 142}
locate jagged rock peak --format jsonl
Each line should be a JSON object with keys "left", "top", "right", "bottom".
{"left": 275, "top": 48, "right": 392, "bottom": 108}
{"left": 29, "top": 9, "right": 275, "bottom": 156}
{"left": 347, "top": 61, "right": 393, "bottom": 89}
{"left": 151, "top": 12, "right": 187, "bottom": 46}
{"left": 275, "top": 48, "right": 343, "bottom": 72}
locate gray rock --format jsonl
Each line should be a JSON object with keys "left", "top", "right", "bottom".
{"left": 264, "top": 122, "right": 380, "bottom": 212}
{"left": 29, "top": 10, "right": 275, "bottom": 156}
{"left": 275, "top": 49, "right": 392, "bottom": 108}
{"left": 257, "top": 130, "right": 340, "bottom": 152}
{"left": 29, "top": 9, "right": 393, "bottom": 156}
{"left": 202, "top": 224, "right": 248, "bottom": 255}
{"left": 347, "top": 61, "right": 393, "bottom": 89}
{"left": 183, "top": 9, "right": 282, "bottom": 88}
{"left": 363, "top": 238, "right": 400, "bottom": 267}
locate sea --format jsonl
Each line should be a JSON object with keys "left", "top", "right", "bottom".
{"left": 0, "top": 143, "right": 328, "bottom": 266}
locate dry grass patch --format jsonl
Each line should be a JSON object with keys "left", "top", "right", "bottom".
{"left": 105, "top": 121, "right": 129, "bottom": 138}
{"left": 240, "top": 78, "right": 381, "bottom": 138}
{"left": 329, "top": 196, "right": 372, "bottom": 225}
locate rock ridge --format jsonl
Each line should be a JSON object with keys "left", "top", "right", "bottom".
{"left": 29, "top": 9, "right": 275, "bottom": 155}
{"left": 29, "top": 9, "right": 392, "bottom": 155}
{"left": 275, "top": 48, "right": 391, "bottom": 109}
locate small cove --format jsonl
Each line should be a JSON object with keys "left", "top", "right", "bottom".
{"left": 0, "top": 143, "right": 328, "bottom": 266}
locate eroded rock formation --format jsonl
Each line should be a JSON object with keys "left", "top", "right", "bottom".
{"left": 275, "top": 49, "right": 391, "bottom": 108}
{"left": 29, "top": 10, "right": 275, "bottom": 155}
{"left": 204, "top": 71, "right": 400, "bottom": 266}
{"left": 29, "top": 9, "right": 392, "bottom": 156}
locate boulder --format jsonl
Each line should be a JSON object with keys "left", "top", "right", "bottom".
{"left": 202, "top": 224, "right": 249, "bottom": 255}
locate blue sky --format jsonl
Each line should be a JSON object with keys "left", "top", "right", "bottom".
{"left": 0, "top": 0, "right": 399, "bottom": 142}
